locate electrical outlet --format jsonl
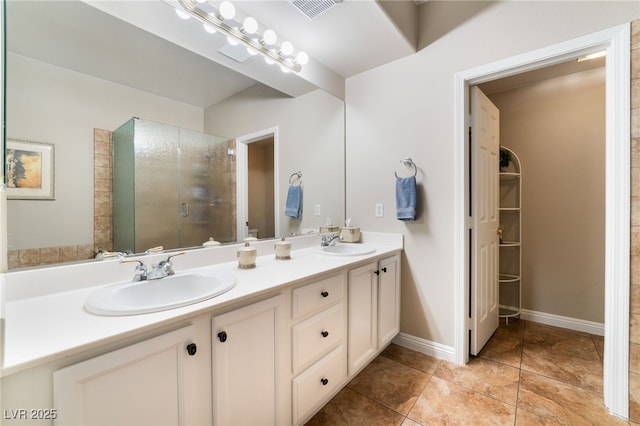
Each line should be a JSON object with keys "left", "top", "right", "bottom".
{"left": 314, "top": 204, "right": 321, "bottom": 216}
{"left": 375, "top": 203, "right": 384, "bottom": 218}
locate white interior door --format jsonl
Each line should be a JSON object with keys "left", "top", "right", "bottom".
{"left": 470, "top": 86, "right": 500, "bottom": 355}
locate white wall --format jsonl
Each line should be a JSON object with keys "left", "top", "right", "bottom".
{"left": 345, "top": 1, "right": 640, "bottom": 347}
{"left": 7, "top": 54, "right": 203, "bottom": 250}
{"left": 203, "top": 84, "right": 345, "bottom": 238}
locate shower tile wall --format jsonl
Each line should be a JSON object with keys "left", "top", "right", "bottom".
{"left": 93, "top": 128, "right": 113, "bottom": 254}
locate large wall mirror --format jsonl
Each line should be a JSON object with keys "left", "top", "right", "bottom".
{"left": 5, "top": 0, "right": 345, "bottom": 270}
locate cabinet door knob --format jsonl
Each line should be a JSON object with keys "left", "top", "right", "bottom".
{"left": 186, "top": 343, "right": 197, "bottom": 356}
{"left": 321, "top": 330, "right": 329, "bottom": 338}
{"left": 374, "top": 270, "right": 380, "bottom": 276}
{"left": 382, "top": 267, "right": 387, "bottom": 273}
{"left": 321, "top": 291, "right": 329, "bottom": 298}
{"left": 320, "top": 377, "right": 329, "bottom": 386}
{"left": 217, "top": 331, "right": 228, "bottom": 343}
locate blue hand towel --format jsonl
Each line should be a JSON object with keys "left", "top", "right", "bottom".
{"left": 285, "top": 185, "right": 303, "bottom": 219}
{"left": 396, "top": 176, "right": 417, "bottom": 221}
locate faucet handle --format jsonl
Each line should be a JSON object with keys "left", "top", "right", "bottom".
{"left": 157, "top": 252, "right": 186, "bottom": 277}
{"left": 120, "top": 259, "right": 147, "bottom": 281}
{"left": 165, "top": 252, "right": 185, "bottom": 262}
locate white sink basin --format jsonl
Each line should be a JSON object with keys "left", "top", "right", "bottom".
{"left": 85, "top": 271, "right": 236, "bottom": 316}
{"left": 318, "top": 244, "right": 376, "bottom": 256}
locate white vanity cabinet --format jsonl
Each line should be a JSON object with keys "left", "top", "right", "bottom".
{"left": 53, "top": 326, "right": 199, "bottom": 426}
{"left": 348, "top": 254, "right": 401, "bottom": 375}
{"left": 211, "top": 294, "right": 287, "bottom": 426}
{"left": 3, "top": 239, "right": 403, "bottom": 426}
{"left": 290, "top": 274, "right": 348, "bottom": 425}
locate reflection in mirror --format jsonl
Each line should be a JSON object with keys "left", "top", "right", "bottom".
{"left": 112, "top": 118, "right": 236, "bottom": 254}
{"left": 5, "top": 0, "right": 345, "bottom": 270}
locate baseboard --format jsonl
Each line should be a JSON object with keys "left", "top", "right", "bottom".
{"left": 393, "top": 310, "right": 603, "bottom": 364}
{"left": 392, "top": 332, "right": 456, "bottom": 362}
{"left": 520, "top": 309, "right": 604, "bottom": 336}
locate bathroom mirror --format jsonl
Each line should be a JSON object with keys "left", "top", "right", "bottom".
{"left": 5, "top": 0, "right": 345, "bottom": 269}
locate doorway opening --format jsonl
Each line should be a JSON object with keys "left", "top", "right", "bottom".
{"left": 236, "top": 127, "right": 280, "bottom": 241}
{"left": 455, "top": 24, "right": 630, "bottom": 417}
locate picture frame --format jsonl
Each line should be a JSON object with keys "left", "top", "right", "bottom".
{"left": 6, "top": 139, "right": 55, "bottom": 200}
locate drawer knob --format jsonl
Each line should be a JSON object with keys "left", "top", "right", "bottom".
{"left": 321, "top": 377, "right": 329, "bottom": 386}
{"left": 374, "top": 270, "right": 380, "bottom": 276}
{"left": 186, "top": 343, "right": 197, "bottom": 356}
{"left": 382, "top": 267, "right": 388, "bottom": 273}
{"left": 321, "top": 291, "right": 329, "bottom": 298}
{"left": 321, "top": 330, "right": 329, "bottom": 338}
{"left": 217, "top": 331, "right": 228, "bottom": 343}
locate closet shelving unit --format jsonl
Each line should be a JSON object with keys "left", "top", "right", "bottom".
{"left": 498, "top": 147, "right": 521, "bottom": 323}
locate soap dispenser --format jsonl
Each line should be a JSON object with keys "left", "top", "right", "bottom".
{"left": 274, "top": 237, "right": 291, "bottom": 260}
{"left": 237, "top": 242, "right": 257, "bottom": 269}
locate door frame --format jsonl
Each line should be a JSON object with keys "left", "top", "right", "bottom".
{"left": 236, "top": 127, "right": 280, "bottom": 241}
{"left": 453, "top": 24, "right": 630, "bottom": 417}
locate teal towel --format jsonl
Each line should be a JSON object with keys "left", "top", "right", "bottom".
{"left": 285, "top": 185, "right": 303, "bottom": 219}
{"left": 396, "top": 176, "right": 416, "bottom": 221}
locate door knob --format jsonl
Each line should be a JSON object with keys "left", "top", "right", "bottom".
{"left": 186, "top": 343, "right": 197, "bottom": 356}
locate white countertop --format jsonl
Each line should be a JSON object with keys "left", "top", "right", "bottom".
{"left": 1, "top": 233, "right": 402, "bottom": 376}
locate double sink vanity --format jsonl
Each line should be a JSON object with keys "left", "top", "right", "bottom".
{"left": 1, "top": 232, "right": 402, "bottom": 425}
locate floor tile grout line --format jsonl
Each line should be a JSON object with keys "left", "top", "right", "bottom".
{"left": 346, "top": 355, "right": 437, "bottom": 421}
{"left": 402, "top": 369, "right": 436, "bottom": 425}
{"left": 514, "top": 319, "right": 525, "bottom": 425}
{"left": 379, "top": 352, "right": 443, "bottom": 377}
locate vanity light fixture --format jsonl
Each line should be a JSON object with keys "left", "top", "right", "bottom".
{"left": 174, "top": 0, "right": 309, "bottom": 73}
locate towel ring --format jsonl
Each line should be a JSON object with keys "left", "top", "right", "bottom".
{"left": 289, "top": 171, "right": 303, "bottom": 185}
{"left": 394, "top": 158, "right": 417, "bottom": 178}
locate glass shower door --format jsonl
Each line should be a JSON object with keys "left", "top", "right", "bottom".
{"left": 178, "top": 128, "right": 235, "bottom": 247}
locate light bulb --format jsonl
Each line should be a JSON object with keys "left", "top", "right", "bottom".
{"left": 246, "top": 38, "right": 259, "bottom": 56}
{"left": 203, "top": 23, "right": 216, "bottom": 34}
{"left": 219, "top": 1, "right": 235, "bottom": 20}
{"left": 227, "top": 36, "right": 239, "bottom": 46}
{"left": 280, "top": 41, "right": 293, "bottom": 56}
{"left": 264, "top": 49, "right": 276, "bottom": 65}
{"left": 295, "top": 51, "right": 309, "bottom": 65}
{"left": 195, "top": 0, "right": 206, "bottom": 3}
{"left": 242, "top": 17, "right": 258, "bottom": 34}
{"left": 175, "top": 8, "right": 191, "bottom": 20}
{"left": 262, "top": 29, "right": 277, "bottom": 45}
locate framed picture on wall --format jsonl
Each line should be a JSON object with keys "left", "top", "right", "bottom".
{"left": 6, "top": 139, "right": 55, "bottom": 200}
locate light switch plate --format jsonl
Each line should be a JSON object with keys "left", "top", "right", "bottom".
{"left": 375, "top": 203, "right": 384, "bottom": 217}
{"left": 314, "top": 204, "right": 321, "bottom": 216}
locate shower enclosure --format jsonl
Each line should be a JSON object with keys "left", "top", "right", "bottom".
{"left": 112, "top": 118, "right": 236, "bottom": 253}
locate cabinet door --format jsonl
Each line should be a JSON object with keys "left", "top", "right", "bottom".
{"left": 53, "top": 326, "right": 196, "bottom": 426}
{"left": 378, "top": 255, "right": 401, "bottom": 348}
{"left": 211, "top": 295, "right": 285, "bottom": 426}
{"left": 348, "top": 262, "right": 378, "bottom": 376}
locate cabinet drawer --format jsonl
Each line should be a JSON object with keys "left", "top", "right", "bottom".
{"left": 292, "top": 345, "right": 346, "bottom": 425}
{"left": 292, "top": 274, "right": 344, "bottom": 319}
{"left": 292, "top": 303, "right": 343, "bottom": 373}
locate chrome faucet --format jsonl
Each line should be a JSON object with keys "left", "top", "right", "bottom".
{"left": 321, "top": 233, "right": 342, "bottom": 247}
{"left": 120, "top": 259, "right": 148, "bottom": 281}
{"left": 121, "top": 252, "right": 185, "bottom": 281}
{"left": 147, "top": 253, "right": 185, "bottom": 280}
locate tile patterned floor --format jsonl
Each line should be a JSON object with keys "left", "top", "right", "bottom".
{"left": 306, "top": 319, "right": 631, "bottom": 425}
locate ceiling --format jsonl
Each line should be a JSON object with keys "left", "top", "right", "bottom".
{"left": 7, "top": 0, "right": 601, "bottom": 109}
{"left": 7, "top": 0, "right": 418, "bottom": 108}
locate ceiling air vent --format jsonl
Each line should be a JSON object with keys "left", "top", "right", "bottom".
{"left": 290, "top": 0, "right": 339, "bottom": 20}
